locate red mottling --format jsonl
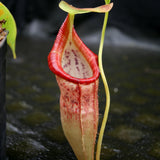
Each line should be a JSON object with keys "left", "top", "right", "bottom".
{"left": 48, "top": 15, "right": 99, "bottom": 84}
{"left": 75, "top": 57, "right": 79, "bottom": 65}
{"left": 76, "top": 66, "right": 80, "bottom": 72}
{"left": 72, "top": 49, "right": 77, "bottom": 57}
{"left": 81, "top": 62, "right": 85, "bottom": 70}
{"left": 68, "top": 59, "right": 71, "bottom": 65}
{"left": 48, "top": 14, "right": 100, "bottom": 160}
{"left": 65, "top": 50, "right": 70, "bottom": 56}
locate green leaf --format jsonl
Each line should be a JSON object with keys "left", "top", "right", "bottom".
{"left": 105, "top": 0, "right": 111, "bottom": 4}
{"left": 0, "top": 2, "right": 17, "bottom": 59}
{"left": 59, "top": 1, "right": 113, "bottom": 15}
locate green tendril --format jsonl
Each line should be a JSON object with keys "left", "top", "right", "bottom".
{"left": 96, "top": 0, "right": 111, "bottom": 160}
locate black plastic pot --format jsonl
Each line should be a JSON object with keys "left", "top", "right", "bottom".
{"left": 0, "top": 37, "right": 7, "bottom": 160}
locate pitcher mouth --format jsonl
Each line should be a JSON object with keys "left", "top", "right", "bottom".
{"left": 48, "top": 15, "right": 99, "bottom": 84}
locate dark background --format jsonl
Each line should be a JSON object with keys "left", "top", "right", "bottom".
{"left": 1, "top": 0, "right": 160, "bottom": 40}
{"left": 2, "top": 1, "right": 160, "bottom": 160}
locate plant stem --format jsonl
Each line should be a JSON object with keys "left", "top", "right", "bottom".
{"left": 68, "top": 13, "right": 75, "bottom": 36}
{"left": 96, "top": 4, "right": 110, "bottom": 160}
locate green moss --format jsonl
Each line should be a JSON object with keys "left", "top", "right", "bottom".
{"left": 121, "top": 82, "right": 135, "bottom": 90}
{"left": 17, "top": 86, "right": 35, "bottom": 94}
{"left": 154, "top": 105, "right": 160, "bottom": 112}
{"left": 108, "top": 125, "right": 143, "bottom": 143}
{"left": 6, "top": 94, "right": 13, "bottom": 100}
{"left": 42, "top": 81, "right": 57, "bottom": 88}
{"left": 7, "top": 138, "right": 47, "bottom": 159}
{"left": 7, "top": 102, "right": 25, "bottom": 112}
{"left": 136, "top": 114, "right": 160, "bottom": 128}
{"left": 149, "top": 142, "right": 160, "bottom": 158}
{"left": 22, "top": 111, "right": 51, "bottom": 126}
{"left": 101, "top": 145, "right": 119, "bottom": 159}
{"left": 6, "top": 122, "right": 22, "bottom": 135}
{"left": 6, "top": 80, "right": 19, "bottom": 87}
{"left": 7, "top": 101, "right": 32, "bottom": 113}
{"left": 44, "top": 126, "right": 66, "bottom": 143}
{"left": 52, "top": 104, "right": 60, "bottom": 112}
{"left": 126, "top": 95, "right": 147, "bottom": 105}
{"left": 110, "top": 103, "right": 130, "bottom": 115}
{"left": 33, "top": 94, "right": 55, "bottom": 103}
{"left": 145, "top": 88, "right": 160, "bottom": 97}
{"left": 28, "top": 75, "right": 43, "bottom": 82}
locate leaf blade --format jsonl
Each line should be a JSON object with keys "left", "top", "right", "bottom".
{"left": 59, "top": 1, "right": 113, "bottom": 15}
{"left": 0, "top": 2, "right": 17, "bottom": 59}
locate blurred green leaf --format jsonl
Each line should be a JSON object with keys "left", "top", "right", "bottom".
{"left": 0, "top": 2, "right": 17, "bottom": 59}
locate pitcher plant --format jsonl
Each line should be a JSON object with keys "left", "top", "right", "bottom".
{"left": 48, "top": 1, "right": 113, "bottom": 160}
